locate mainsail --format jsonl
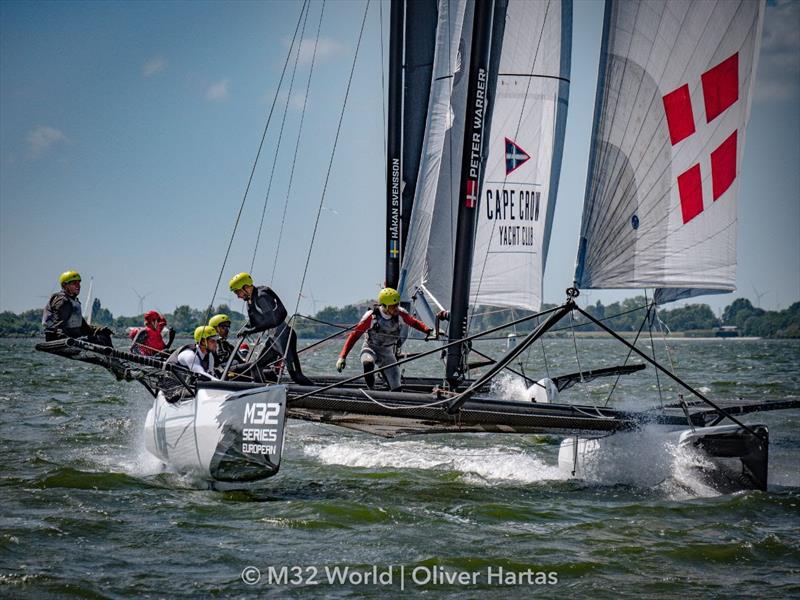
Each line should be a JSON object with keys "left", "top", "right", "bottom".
{"left": 398, "top": 0, "right": 472, "bottom": 306}
{"left": 400, "top": 0, "right": 570, "bottom": 315}
{"left": 469, "top": 0, "right": 571, "bottom": 312}
{"left": 574, "top": 0, "right": 765, "bottom": 297}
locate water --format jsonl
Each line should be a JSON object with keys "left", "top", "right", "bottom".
{"left": 1, "top": 337, "right": 799, "bottom": 598}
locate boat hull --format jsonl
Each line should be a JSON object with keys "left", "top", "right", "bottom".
{"left": 144, "top": 385, "right": 287, "bottom": 485}
{"left": 558, "top": 424, "right": 769, "bottom": 492}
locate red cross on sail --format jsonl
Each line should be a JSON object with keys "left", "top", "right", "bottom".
{"left": 573, "top": 0, "right": 763, "bottom": 297}
{"left": 663, "top": 53, "right": 741, "bottom": 224}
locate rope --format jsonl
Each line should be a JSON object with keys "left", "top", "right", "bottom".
{"left": 271, "top": 0, "right": 324, "bottom": 285}
{"left": 602, "top": 301, "right": 653, "bottom": 407}
{"left": 295, "top": 314, "right": 354, "bottom": 329}
{"left": 569, "top": 309, "right": 593, "bottom": 406}
{"left": 286, "top": 0, "right": 372, "bottom": 380}
{"left": 205, "top": 1, "right": 307, "bottom": 318}
{"left": 251, "top": 0, "right": 311, "bottom": 272}
{"left": 359, "top": 387, "right": 454, "bottom": 410}
{"left": 645, "top": 290, "right": 665, "bottom": 409}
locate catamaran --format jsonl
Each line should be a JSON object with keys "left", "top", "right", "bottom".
{"left": 38, "top": 0, "right": 798, "bottom": 491}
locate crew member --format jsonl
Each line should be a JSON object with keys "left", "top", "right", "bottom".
{"left": 170, "top": 325, "right": 219, "bottom": 379}
{"left": 130, "top": 310, "right": 174, "bottom": 356}
{"left": 42, "top": 270, "right": 113, "bottom": 346}
{"left": 336, "top": 287, "right": 432, "bottom": 391}
{"left": 229, "top": 272, "right": 314, "bottom": 385}
{"left": 208, "top": 313, "right": 235, "bottom": 366}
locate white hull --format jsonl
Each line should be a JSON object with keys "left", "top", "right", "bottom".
{"left": 144, "top": 384, "right": 288, "bottom": 486}
{"left": 558, "top": 423, "right": 769, "bottom": 491}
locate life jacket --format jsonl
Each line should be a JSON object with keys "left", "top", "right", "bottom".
{"left": 366, "top": 305, "right": 402, "bottom": 348}
{"left": 214, "top": 338, "right": 234, "bottom": 367}
{"left": 42, "top": 292, "right": 83, "bottom": 334}
{"left": 132, "top": 325, "right": 166, "bottom": 356}
{"left": 167, "top": 343, "right": 213, "bottom": 374}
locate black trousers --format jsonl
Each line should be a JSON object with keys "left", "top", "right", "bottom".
{"left": 253, "top": 328, "right": 313, "bottom": 386}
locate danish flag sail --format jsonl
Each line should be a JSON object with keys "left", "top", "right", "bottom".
{"left": 574, "top": 0, "right": 765, "bottom": 299}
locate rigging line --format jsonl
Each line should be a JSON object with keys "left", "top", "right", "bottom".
{"left": 576, "top": 304, "right": 765, "bottom": 440}
{"left": 271, "top": 0, "right": 324, "bottom": 286}
{"left": 291, "top": 304, "right": 565, "bottom": 402}
{"left": 251, "top": 0, "right": 311, "bottom": 273}
{"left": 459, "top": 301, "right": 651, "bottom": 340}
{"left": 206, "top": 1, "right": 308, "bottom": 316}
{"left": 568, "top": 308, "right": 593, "bottom": 406}
{"left": 379, "top": 0, "right": 387, "bottom": 161}
{"left": 470, "top": 0, "right": 552, "bottom": 325}
{"left": 285, "top": 0, "right": 372, "bottom": 380}
{"left": 294, "top": 314, "right": 354, "bottom": 329}
{"left": 653, "top": 302, "right": 678, "bottom": 374}
{"left": 295, "top": 322, "right": 359, "bottom": 356}
{"left": 359, "top": 387, "right": 453, "bottom": 410}
{"left": 602, "top": 301, "right": 653, "bottom": 407}
{"left": 645, "top": 289, "right": 665, "bottom": 410}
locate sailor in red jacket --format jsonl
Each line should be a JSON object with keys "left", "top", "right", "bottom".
{"left": 130, "top": 310, "right": 174, "bottom": 357}
{"left": 336, "top": 288, "right": 432, "bottom": 391}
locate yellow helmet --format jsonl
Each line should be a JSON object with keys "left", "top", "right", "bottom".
{"left": 378, "top": 287, "right": 401, "bottom": 306}
{"left": 59, "top": 270, "right": 82, "bottom": 285}
{"left": 208, "top": 314, "right": 231, "bottom": 328}
{"left": 194, "top": 325, "right": 218, "bottom": 343}
{"left": 229, "top": 272, "right": 253, "bottom": 292}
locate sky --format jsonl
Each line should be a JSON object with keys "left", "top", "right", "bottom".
{"left": 1, "top": 0, "right": 798, "bottom": 319}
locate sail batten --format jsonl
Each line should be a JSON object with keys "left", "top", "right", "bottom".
{"left": 575, "top": 0, "right": 764, "bottom": 295}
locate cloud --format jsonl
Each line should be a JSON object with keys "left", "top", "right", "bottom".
{"left": 756, "top": 0, "right": 800, "bottom": 102}
{"left": 142, "top": 56, "right": 167, "bottom": 77}
{"left": 291, "top": 36, "right": 345, "bottom": 68}
{"left": 26, "top": 126, "right": 67, "bottom": 159}
{"left": 206, "top": 79, "right": 230, "bottom": 101}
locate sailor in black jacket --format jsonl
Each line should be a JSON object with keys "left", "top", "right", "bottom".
{"left": 229, "top": 272, "right": 313, "bottom": 385}
{"left": 42, "top": 270, "right": 113, "bottom": 346}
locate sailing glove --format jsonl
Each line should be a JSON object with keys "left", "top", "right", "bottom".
{"left": 336, "top": 357, "right": 346, "bottom": 372}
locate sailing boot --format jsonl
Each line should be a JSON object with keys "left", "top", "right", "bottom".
{"left": 363, "top": 362, "right": 375, "bottom": 389}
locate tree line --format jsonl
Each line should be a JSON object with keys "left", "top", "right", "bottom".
{"left": 1, "top": 296, "right": 798, "bottom": 338}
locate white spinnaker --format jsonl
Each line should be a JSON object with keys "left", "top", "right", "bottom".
{"left": 469, "top": 0, "right": 570, "bottom": 312}
{"left": 399, "top": 0, "right": 472, "bottom": 307}
{"left": 574, "top": 0, "right": 764, "bottom": 294}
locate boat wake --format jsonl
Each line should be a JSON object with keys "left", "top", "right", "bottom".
{"left": 567, "top": 425, "right": 732, "bottom": 498}
{"left": 303, "top": 438, "right": 565, "bottom": 485}
{"left": 301, "top": 423, "right": 739, "bottom": 498}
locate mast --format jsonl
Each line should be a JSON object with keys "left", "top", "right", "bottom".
{"left": 385, "top": 0, "right": 404, "bottom": 289}
{"left": 400, "top": 0, "right": 437, "bottom": 263}
{"left": 445, "top": 0, "right": 496, "bottom": 386}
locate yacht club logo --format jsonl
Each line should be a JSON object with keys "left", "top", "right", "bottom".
{"left": 662, "top": 53, "right": 739, "bottom": 225}
{"left": 505, "top": 138, "right": 530, "bottom": 175}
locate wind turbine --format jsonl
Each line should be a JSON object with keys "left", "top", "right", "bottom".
{"left": 132, "top": 288, "right": 151, "bottom": 316}
{"left": 298, "top": 290, "right": 321, "bottom": 316}
{"left": 751, "top": 282, "right": 768, "bottom": 309}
